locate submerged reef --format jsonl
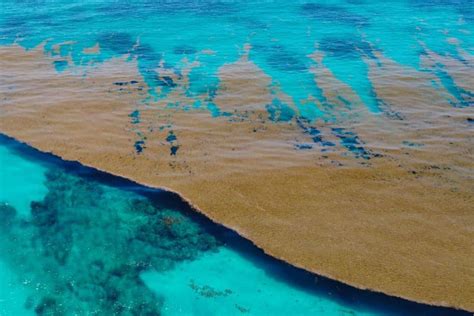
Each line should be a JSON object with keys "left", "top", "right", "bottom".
{"left": 0, "top": 169, "right": 220, "bottom": 315}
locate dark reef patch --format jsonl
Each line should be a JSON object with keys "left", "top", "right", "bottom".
{"left": 301, "top": 3, "right": 369, "bottom": 26}
{"left": 320, "top": 37, "right": 375, "bottom": 59}
{"left": 189, "top": 280, "right": 232, "bottom": 298}
{"left": 132, "top": 43, "right": 169, "bottom": 93}
{"left": 257, "top": 44, "right": 308, "bottom": 72}
{"left": 0, "top": 169, "right": 220, "bottom": 315}
{"left": 97, "top": 32, "right": 135, "bottom": 55}
{"left": 133, "top": 43, "right": 162, "bottom": 65}
{"left": 0, "top": 16, "right": 30, "bottom": 43}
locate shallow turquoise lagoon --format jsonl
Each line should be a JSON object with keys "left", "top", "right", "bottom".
{"left": 0, "top": 135, "right": 469, "bottom": 315}
{"left": 1, "top": 0, "right": 472, "bottom": 123}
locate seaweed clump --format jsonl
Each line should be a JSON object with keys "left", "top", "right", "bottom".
{"left": 0, "top": 169, "right": 220, "bottom": 315}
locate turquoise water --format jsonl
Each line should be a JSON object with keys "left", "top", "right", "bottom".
{"left": 0, "top": 136, "right": 469, "bottom": 315}
{"left": 1, "top": 1, "right": 473, "bottom": 314}
{"left": 1, "top": 1, "right": 472, "bottom": 153}
{"left": 1, "top": 1, "right": 472, "bottom": 158}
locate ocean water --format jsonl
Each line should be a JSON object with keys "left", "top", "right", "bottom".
{"left": 1, "top": 0, "right": 472, "bottom": 129}
{"left": 0, "top": 135, "right": 469, "bottom": 316}
{"left": 1, "top": 1, "right": 473, "bottom": 315}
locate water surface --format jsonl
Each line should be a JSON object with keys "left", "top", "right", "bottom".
{"left": 0, "top": 135, "right": 470, "bottom": 315}
{"left": 1, "top": 0, "right": 473, "bottom": 313}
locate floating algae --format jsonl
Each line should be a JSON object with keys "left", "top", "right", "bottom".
{"left": 1, "top": 0, "right": 474, "bottom": 312}
{"left": 0, "top": 137, "right": 471, "bottom": 315}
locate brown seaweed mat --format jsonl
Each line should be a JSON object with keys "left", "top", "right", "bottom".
{"left": 1, "top": 44, "right": 473, "bottom": 311}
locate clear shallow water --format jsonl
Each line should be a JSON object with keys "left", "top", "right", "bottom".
{"left": 1, "top": 1, "right": 472, "bottom": 147}
{"left": 0, "top": 135, "right": 469, "bottom": 315}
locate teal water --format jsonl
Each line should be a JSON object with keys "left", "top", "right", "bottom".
{"left": 0, "top": 1, "right": 472, "bottom": 159}
{"left": 0, "top": 136, "right": 469, "bottom": 315}
{"left": 1, "top": 1, "right": 473, "bottom": 314}
{"left": 1, "top": 1, "right": 472, "bottom": 138}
